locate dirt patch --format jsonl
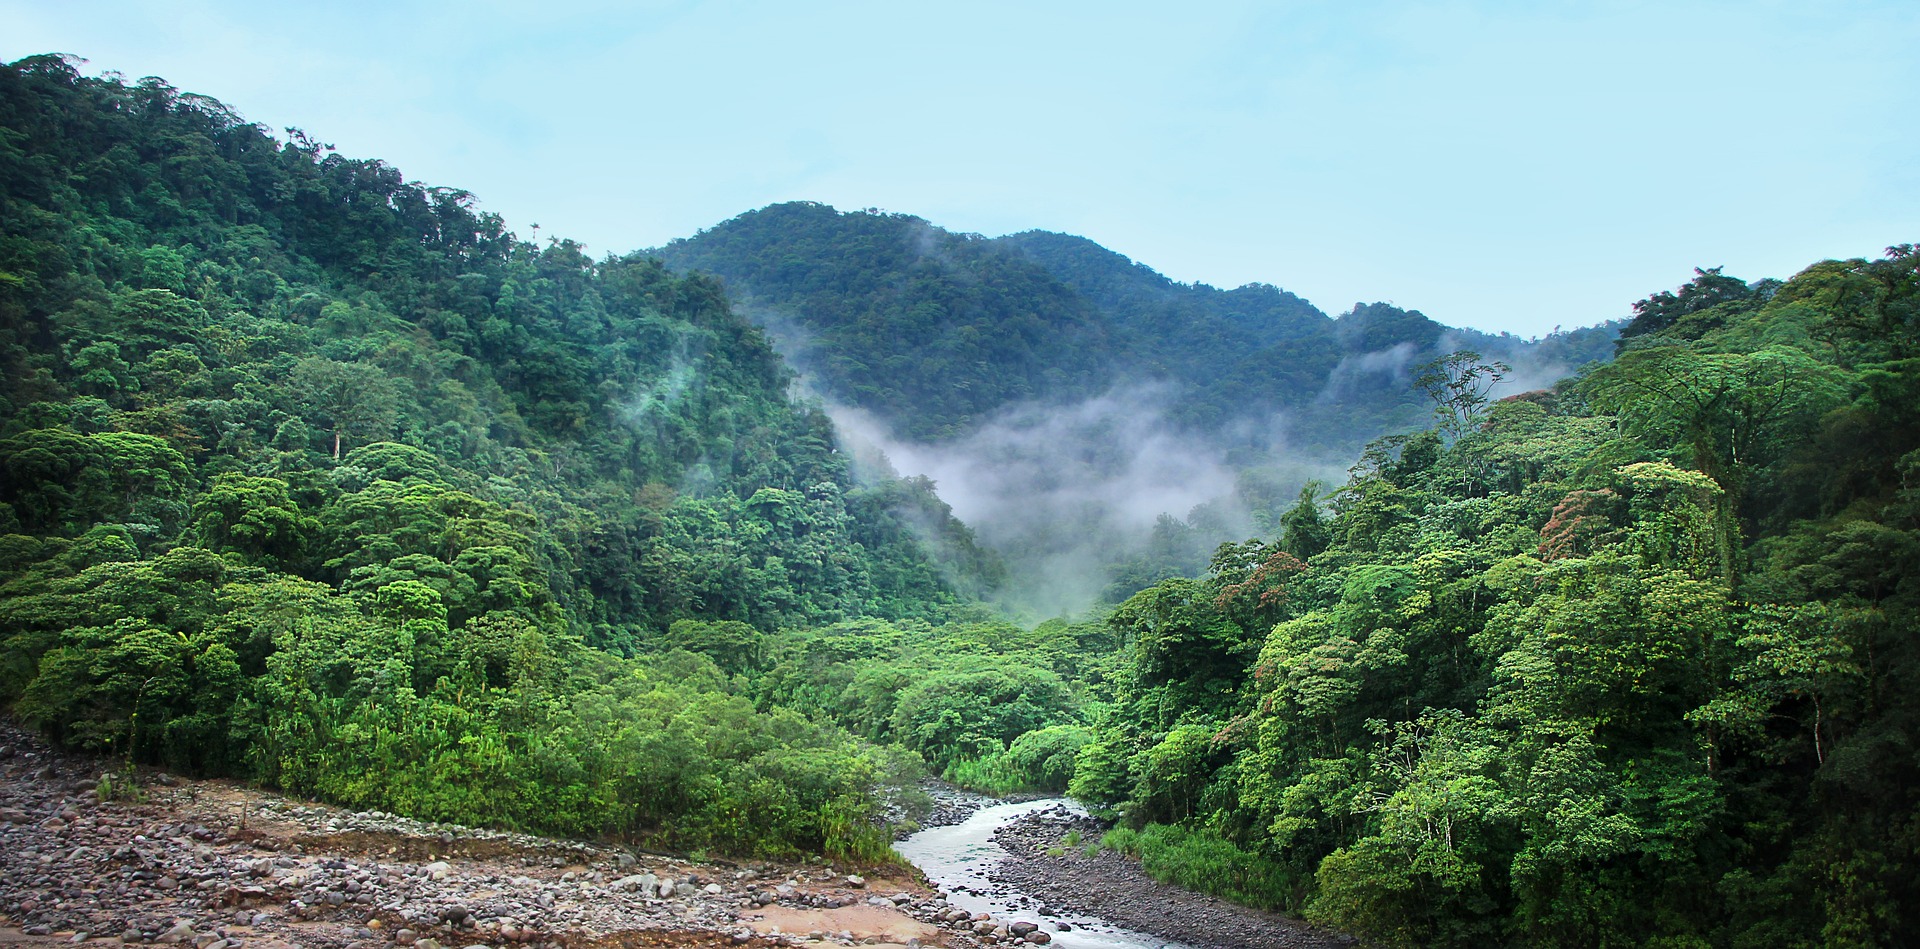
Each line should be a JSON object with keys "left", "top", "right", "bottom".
{"left": 742, "top": 904, "right": 941, "bottom": 943}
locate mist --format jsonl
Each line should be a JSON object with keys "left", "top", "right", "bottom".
{"left": 826, "top": 385, "right": 1348, "bottom": 619}
{"left": 740, "top": 296, "right": 1606, "bottom": 619}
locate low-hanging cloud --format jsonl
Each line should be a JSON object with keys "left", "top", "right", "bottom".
{"left": 826, "top": 383, "right": 1255, "bottom": 618}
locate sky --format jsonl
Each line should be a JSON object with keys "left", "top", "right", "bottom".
{"left": 4, "top": 0, "right": 1916, "bottom": 337}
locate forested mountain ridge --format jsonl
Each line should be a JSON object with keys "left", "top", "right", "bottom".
{"left": 657, "top": 201, "right": 1620, "bottom": 449}
{"left": 0, "top": 53, "right": 1000, "bottom": 857}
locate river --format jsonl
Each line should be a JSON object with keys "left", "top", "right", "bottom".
{"left": 893, "top": 798, "right": 1196, "bottom": 949}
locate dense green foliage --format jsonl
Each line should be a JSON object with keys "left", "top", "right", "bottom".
{"left": 748, "top": 617, "right": 1102, "bottom": 783}
{"left": 0, "top": 54, "right": 1000, "bottom": 855}
{"left": 1054, "top": 248, "right": 1920, "bottom": 946}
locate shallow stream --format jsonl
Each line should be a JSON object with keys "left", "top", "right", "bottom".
{"left": 893, "top": 798, "right": 1194, "bottom": 949}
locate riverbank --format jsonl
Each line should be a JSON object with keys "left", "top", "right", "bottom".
{"left": 0, "top": 724, "right": 985, "bottom": 948}
{"left": 987, "top": 804, "right": 1354, "bottom": 949}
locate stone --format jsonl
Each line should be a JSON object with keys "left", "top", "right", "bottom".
{"left": 157, "top": 920, "right": 196, "bottom": 944}
{"left": 1010, "top": 921, "right": 1039, "bottom": 936}
{"left": 703, "top": 882, "right": 724, "bottom": 895}
{"left": 424, "top": 861, "right": 452, "bottom": 881}
{"left": 611, "top": 873, "right": 656, "bottom": 893}
{"left": 657, "top": 880, "right": 677, "bottom": 899}
{"left": 845, "top": 874, "right": 866, "bottom": 889}
{"left": 1025, "top": 933, "right": 1052, "bottom": 944}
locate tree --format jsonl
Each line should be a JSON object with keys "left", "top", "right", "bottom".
{"left": 1618, "top": 266, "right": 1754, "bottom": 341}
{"left": 1279, "top": 481, "right": 1333, "bottom": 560}
{"left": 188, "top": 474, "right": 316, "bottom": 568}
{"left": 1413, "top": 350, "right": 1512, "bottom": 439}
{"left": 287, "top": 357, "right": 399, "bottom": 459}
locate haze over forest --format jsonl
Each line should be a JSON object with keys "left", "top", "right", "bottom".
{"left": 654, "top": 202, "right": 1619, "bottom": 614}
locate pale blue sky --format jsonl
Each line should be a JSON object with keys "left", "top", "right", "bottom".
{"left": 5, "top": 1, "right": 1915, "bottom": 336}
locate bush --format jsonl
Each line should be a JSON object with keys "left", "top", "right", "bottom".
{"left": 1103, "top": 823, "right": 1296, "bottom": 912}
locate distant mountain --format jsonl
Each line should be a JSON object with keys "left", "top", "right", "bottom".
{"left": 657, "top": 203, "right": 1621, "bottom": 611}
{"left": 657, "top": 202, "right": 1619, "bottom": 453}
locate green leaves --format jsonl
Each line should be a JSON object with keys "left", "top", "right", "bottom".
{"left": 0, "top": 428, "right": 189, "bottom": 535}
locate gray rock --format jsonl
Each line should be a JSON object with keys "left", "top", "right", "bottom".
{"left": 610, "top": 872, "right": 655, "bottom": 893}
{"left": 156, "top": 920, "right": 196, "bottom": 944}
{"left": 845, "top": 874, "right": 866, "bottom": 889}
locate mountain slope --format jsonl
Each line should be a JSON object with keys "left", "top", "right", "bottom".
{"left": 0, "top": 54, "right": 992, "bottom": 855}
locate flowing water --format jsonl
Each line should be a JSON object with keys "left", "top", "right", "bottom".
{"left": 893, "top": 798, "right": 1195, "bottom": 949}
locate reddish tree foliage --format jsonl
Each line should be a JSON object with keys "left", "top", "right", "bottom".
{"left": 1213, "top": 542, "right": 1309, "bottom": 630}
{"left": 1538, "top": 488, "right": 1621, "bottom": 560}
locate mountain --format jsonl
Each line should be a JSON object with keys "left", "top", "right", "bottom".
{"left": 657, "top": 203, "right": 1620, "bottom": 611}
{"left": 657, "top": 201, "right": 1619, "bottom": 451}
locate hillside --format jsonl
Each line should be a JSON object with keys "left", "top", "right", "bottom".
{"left": 0, "top": 54, "right": 998, "bottom": 857}
{"left": 1052, "top": 248, "right": 1920, "bottom": 946}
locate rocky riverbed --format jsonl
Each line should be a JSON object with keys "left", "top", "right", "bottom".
{"left": 0, "top": 724, "right": 1045, "bottom": 949}
{"left": 985, "top": 804, "right": 1353, "bottom": 949}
